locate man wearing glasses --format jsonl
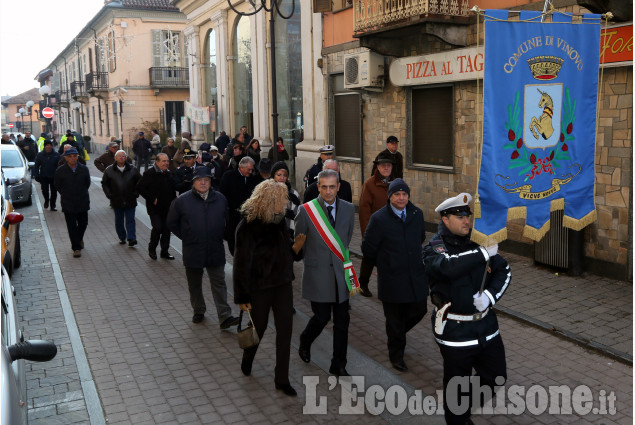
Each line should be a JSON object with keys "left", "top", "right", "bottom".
{"left": 423, "top": 193, "right": 511, "bottom": 425}
{"left": 303, "top": 145, "right": 334, "bottom": 189}
{"left": 219, "top": 156, "right": 257, "bottom": 255}
{"left": 371, "top": 136, "right": 403, "bottom": 179}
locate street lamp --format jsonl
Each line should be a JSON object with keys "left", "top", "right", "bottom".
{"left": 26, "top": 100, "right": 35, "bottom": 134}
{"left": 227, "top": 0, "right": 295, "bottom": 163}
{"left": 39, "top": 85, "right": 51, "bottom": 134}
{"left": 18, "top": 107, "right": 25, "bottom": 133}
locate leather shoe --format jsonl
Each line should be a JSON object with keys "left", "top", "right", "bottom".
{"left": 241, "top": 358, "right": 252, "bottom": 376}
{"left": 44, "top": 200, "right": 49, "bottom": 209}
{"left": 328, "top": 366, "right": 350, "bottom": 377}
{"left": 119, "top": 239, "right": 126, "bottom": 245}
{"left": 149, "top": 252, "right": 157, "bottom": 260}
{"left": 50, "top": 207, "right": 57, "bottom": 211}
{"left": 73, "top": 250, "right": 81, "bottom": 258}
{"left": 220, "top": 315, "right": 240, "bottom": 329}
{"left": 275, "top": 383, "right": 297, "bottom": 396}
{"left": 192, "top": 313, "right": 204, "bottom": 323}
{"left": 391, "top": 359, "right": 408, "bottom": 372}
{"left": 128, "top": 240, "right": 137, "bottom": 247}
{"left": 160, "top": 252, "right": 175, "bottom": 260}
{"left": 298, "top": 346, "right": 311, "bottom": 363}
{"left": 360, "top": 288, "right": 373, "bottom": 297}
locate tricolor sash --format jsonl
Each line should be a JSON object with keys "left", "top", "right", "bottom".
{"left": 304, "top": 199, "right": 360, "bottom": 295}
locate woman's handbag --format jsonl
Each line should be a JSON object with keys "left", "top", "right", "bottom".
{"left": 237, "top": 310, "right": 260, "bottom": 349}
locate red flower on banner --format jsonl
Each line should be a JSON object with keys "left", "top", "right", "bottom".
{"left": 508, "top": 129, "right": 515, "bottom": 141}
{"left": 511, "top": 150, "right": 519, "bottom": 159}
{"left": 517, "top": 139, "right": 523, "bottom": 149}
{"left": 566, "top": 123, "right": 573, "bottom": 134}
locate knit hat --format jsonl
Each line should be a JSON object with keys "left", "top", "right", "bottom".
{"left": 43, "top": 140, "right": 53, "bottom": 146}
{"left": 387, "top": 178, "right": 410, "bottom": 199}
{"left": 270, "top": 161, "right": 289, "bottom": 177}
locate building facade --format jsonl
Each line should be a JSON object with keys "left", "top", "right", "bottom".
{"left": 36, "top": 0, "right": 190, "bottom": 152}
{"left": 1, "top": 88, "right": 43, "bottom": 135}
{"left": 320, "top": 0, "right": 632, "bottom": 280}
{"left": 172, "top": 0, "right": 326, "bottom": 185}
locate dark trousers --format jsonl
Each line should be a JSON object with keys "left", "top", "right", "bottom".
{"left": 300, "top": 300, "right": 350, "bottom": 369}
{"left": 64, "top": 212, "right": 88, "bottom": 251}
{"left": 40, "top": 177, "right": 57, "bottom": 207}
{"left": 149, "top": 214, "right": 170, "bottom": 254}
{"left": 382, "top": 300, "right": 427, "bottom": 362}
{"left": 135, "top": 155, "right": 150, "bottom": 173}
{"left": 185, "top": 266, "right": 232, "bottom": 321}
{"left": 114, "top": 207, "right": 136, "bottom": 241}
{"left": 358, "top": 256, "right": 375, "bottom": 290}
{"left": 243, "top": 283, "right": 294, "bottom": 385}
{"left": 438, "top": 334, "right": 507, "bottom": 425}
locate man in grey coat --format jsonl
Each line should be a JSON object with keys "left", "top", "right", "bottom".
{"left": 295, "top": 169, "right": 355, "bottom": 377}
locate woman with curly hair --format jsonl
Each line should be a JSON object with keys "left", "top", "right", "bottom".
{"left": 233, "top": 180, "right": 306, "bottom": 396}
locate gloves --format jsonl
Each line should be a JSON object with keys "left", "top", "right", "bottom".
{"left": 485, "top": 243, "right": 498, "bottom": 257}
{"left": 473, "top": 291, "right": 491, "bottom": 312}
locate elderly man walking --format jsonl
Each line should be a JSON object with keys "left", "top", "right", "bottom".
{"left": 295, "top": 169, "right": 356, "bottom": 377}
{"left": 101, "top": 150, "right": 141, "bottom": 246}
{"left": 95, "top": 140, "right": 128, "bottom": 172}
{"left": 54, "top": 148, "right": 91, "bottom": 257}
{"left": 167, "top": 167, "right": 240, "bottom": 328}
{"left": 33, "top": 140, "right": 60, "bottom": 211}
{"left": 362, "top": 179, "right": 428, "bottom": 372}
{"left": 137, "top": 153, "right": 176, "bottom": 260}
{"left": 219, "top": 156, "right": 257, "bottom": 255}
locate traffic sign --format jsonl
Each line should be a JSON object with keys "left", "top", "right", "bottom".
{"left": 8, "top": 123, "right": 13, "bottom": 128}
{"left": 42, "top": 107, "right": 54, "bottom": 119}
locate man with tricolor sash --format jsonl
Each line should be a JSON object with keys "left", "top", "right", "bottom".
{"left": 294, "top": 168, "right": 356, "bottom": 377}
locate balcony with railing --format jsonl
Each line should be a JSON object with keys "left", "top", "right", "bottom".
{"left": 54, "top": 90, "right": 70, "bottom": 106}
{"left": 70, "top": 81, "right": 88, "bottom": 99}
{"left": 149, "top": 67, "right": 189, "bottom": 88}
{"left": 86, "top": 72, "right": 109, "bottom": 92}
{"left": 354, "top": 0, "right": 470, "bottom": 34}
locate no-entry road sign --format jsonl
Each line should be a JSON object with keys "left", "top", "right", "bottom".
{"left": 42, "top": 107, "right": 54, "bottom": 119}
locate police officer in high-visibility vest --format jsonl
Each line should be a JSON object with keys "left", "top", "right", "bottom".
{"left": 423, "top": 193, "right": 511, "bottom": 425}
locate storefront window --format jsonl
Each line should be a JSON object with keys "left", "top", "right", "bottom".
{"left": 275, "top": 0, "right": 303, "bottom": 179}
{"left": 233, "top": 17, "right": 253, "bottom": 135}
{"left": 205, "top": 29, "right": 218, "bottom": 141}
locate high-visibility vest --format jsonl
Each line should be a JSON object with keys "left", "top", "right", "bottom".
{"left": 37, "top": 137, "right": 46, "bottom": 151}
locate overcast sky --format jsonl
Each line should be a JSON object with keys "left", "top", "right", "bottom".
{"left": 0, "top": 0, "right": 104, "bottom": 97}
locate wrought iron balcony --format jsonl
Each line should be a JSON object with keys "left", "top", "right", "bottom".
{"left": 354, "top": 0, "right": 470, "bottom": 33}
{"left": 149, "top": 67, "right": 189, "bottom": 88}
{"left": 53, "top": 90, "right": 70, "bottom": 106}
{"left": 70, "top": 81, "right": 88, "bottom": 99}
{"left": 86, "top": 72, "right": 109, "bottom": 91}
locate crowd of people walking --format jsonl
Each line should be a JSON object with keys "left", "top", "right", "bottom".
{"left": 23, "top": 127, "right": 511, "bottom": 423}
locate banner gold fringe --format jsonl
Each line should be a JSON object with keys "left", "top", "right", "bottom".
{"left": 563, "top": 209, "right": 597, "bottom": 231}
{"left": 474, "top": 194, "right": 481, "bottom": 218}
{"left": 471, "top": 199, "right": 597, "bottom": 244}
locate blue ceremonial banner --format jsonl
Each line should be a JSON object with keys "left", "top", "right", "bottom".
{"left": 473, "top": 11, "right": 602, "bottom": 244}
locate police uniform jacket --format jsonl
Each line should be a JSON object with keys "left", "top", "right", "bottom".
{"left": 167, "top": 189, "right": 228, "bottom": 269}
{"left": 173, "top": 163, "right": 203, "bottom": 194}
{"left": 294, "top": 196, "right": 355, "bottom": 304}
{"left": 423, "top": 222, "right": 511, "bottom": 347}
{"left": 304, "top": 157, "right": 324, "bottom": 187}
{"left": 361, "top": 201, "right": 428, "bottom": 303}
{"left": 136, "top": 165, "right": 176, "bottom": 217}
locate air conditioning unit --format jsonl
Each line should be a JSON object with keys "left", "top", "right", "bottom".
{"left": 344, "top": 51, "right": 384, "bottom": 90}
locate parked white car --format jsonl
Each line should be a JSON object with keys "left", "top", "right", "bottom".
{"left": 0, "top": 144, "right": 33, "bottom": 206}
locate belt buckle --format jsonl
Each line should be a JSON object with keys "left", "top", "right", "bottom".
{"left": 473, "top": 312, "right": 482, "bottom": 320}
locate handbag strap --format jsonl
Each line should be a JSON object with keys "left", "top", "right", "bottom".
{"left": 237, "top": 309, "right": 255, "bottom": 331}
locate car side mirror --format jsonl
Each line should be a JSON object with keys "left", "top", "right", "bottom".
{"left": 5, "top": 212, "right": 24, "bottom": 225}
{"left": 8, "top": 340, "right": 57, "bottom": 363}
{"left": 28, "top": 162, "right": 35, "bottom": 168}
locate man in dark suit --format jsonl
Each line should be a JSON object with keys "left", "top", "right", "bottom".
{"left": 295, "top": 169, "right": 355, "bottom": 377}
{"left": 54, "top": 148, "right": 91, "bottom": 258}
{"left": 303, "top": 159, "right": 352, "bottom": 203}
{"left": 136, "top": 153, "right": 176, "bottom": 260}
{"left": 219, "top": 156, "right": 257, "bottom": 255}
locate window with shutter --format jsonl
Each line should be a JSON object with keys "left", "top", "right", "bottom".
{"left": 152, "top": 30, "right": 162, "bottom": 67}
{"left": 409, "top": 84, "right": 454, "bottom": 169}
{"left": 329, "top": 74, "right": 361, "bottom": 159}
{"left": 108, "top": 31, "right": 116, "bottom": 72}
